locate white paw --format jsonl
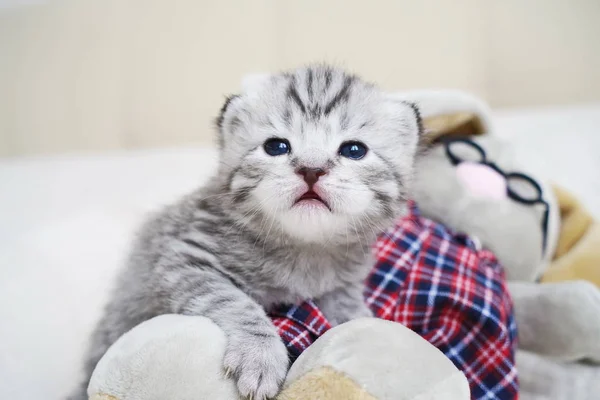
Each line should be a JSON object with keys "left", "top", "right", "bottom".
{"left": 223, "top": 333, "right": 289, "bottom": 399}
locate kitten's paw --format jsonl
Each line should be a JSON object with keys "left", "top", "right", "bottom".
{"left": 223, "top": 333, "right": 289, "bottom": 399}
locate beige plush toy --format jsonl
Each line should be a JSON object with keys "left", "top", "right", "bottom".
{"left": 407, "top": 91, "right": 600, "bottom": 400}
{"left": 408, "top": 92, "right": 600, "bottom": 290}
{"left": 88, "top": 315, "right": 469, "bottom": 400}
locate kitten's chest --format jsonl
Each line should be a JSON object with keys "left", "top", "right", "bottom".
{"left": 249, "top": 246, "right": 372, "bottom": 307}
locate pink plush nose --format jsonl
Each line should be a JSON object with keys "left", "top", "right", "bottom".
{"left": 455, "top": 162, "right": 507, "bottom": 200}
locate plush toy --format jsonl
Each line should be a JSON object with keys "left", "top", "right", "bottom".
{"left": 87, "top": 315, "right": 469, "bottom": 400}
{"left": 407, "top": 94, "right": 600, "bottom": 399}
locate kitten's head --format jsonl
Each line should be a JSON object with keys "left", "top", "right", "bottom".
{"left": 216, "top": 65, "right": 422, "bottom": 244}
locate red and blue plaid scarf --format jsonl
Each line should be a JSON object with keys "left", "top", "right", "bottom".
{"left": 270, "top": 202, "right": 518, "bottom": 400}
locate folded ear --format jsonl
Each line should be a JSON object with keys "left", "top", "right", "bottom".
{"left": 214, "top": 94, "right": 240, "bottom": 148}
{"left": 241, "top": 73, "right": 272, "bottom": 93}
{"left": 382, "top": 94, "right": 424, "bottom": 138}
{"left": 401, "top": 100, "right": 424, "bottom": 136}
{"left": 215, "top": 95, "right": 239, "bottom": 130}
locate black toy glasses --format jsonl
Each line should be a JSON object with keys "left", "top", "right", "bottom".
{"left": 443, "top": 137, "right": 550, "bottom": 254}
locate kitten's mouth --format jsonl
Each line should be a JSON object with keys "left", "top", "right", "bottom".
{"left": 294, "top": 190, "right": 331, "bottom": 211}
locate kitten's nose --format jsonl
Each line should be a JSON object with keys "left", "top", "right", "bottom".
{"left": 296, "top": 167, "right": 326, "bottom": 187}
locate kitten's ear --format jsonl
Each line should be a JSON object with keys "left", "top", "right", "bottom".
{"left": 215, "top": 94, "right": 240, "bottom": 148}
{"left": 400, "top": 101, "right": 428, "bottom": 157}
{"left": 241, "top": 73, "right": 272, "bottom": 93}
{"left": 216, "top": 95, "right": 239, "bottom": 130}
{"left": 384, "top": 94, "right": 424, "bottom": 137}
{"left": 402, "top": 101, "right": 424, "bottom": 136}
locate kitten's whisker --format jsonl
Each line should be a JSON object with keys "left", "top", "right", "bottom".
{"left": 362, "top": 214, "right": 385, "bottom": 238}
{"left": 364, "top": 214, "right": 395, "bottom": 243}
{"left": 262, "top": 203, "right": 280, "bottom": 255}
{"left": 344, "top": 219, "right": 350, "bottom": 259}
{"left": 251, "top": 199, "right": 282, "bottom": 252}
{"left": 355, "top": 217, "right": 372, "bottom": 253}
{"left": 349, "top": 215, "right": 367, "bottom": 260}
{"left": 222, "top": 192, "right": 280, "bottom": 237}
{"left": 324, "top": 183, "right": 374, "bottom": 193}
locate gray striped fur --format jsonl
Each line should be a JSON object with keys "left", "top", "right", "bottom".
{"left": 70, "top": 64, "right": 422, "bottom": 400}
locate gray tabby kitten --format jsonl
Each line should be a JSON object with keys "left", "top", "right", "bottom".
{"left": 70, "top": 65, "right": 422, "bottom": 400}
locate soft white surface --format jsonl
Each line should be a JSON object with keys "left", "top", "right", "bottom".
{"left": 0, "top": 148, "right": 219, "bottom": 399}
{"left": 0, "top": 106, "right": 599, "bottom": 399}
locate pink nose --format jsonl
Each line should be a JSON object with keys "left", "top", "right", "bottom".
{"left": 296, "top": 167, "right": 326, "bottom": 187}
{"left": 455, "top": 162, "right": 507, "bottom": 200}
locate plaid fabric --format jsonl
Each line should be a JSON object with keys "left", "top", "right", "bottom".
{"left": 270, "top": 202, "right": 518, "bottom": 400}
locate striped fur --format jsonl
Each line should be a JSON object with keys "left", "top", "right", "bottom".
{"left": 70, "top": 65, "right": 422, "bottom": 400}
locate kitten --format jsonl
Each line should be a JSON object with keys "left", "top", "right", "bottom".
{"left": 70, "top": 64, "right": 422, "bottom": 400}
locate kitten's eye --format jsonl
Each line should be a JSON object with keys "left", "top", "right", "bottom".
{"left": 263, "top": 138, "right": 291, "bottom": 156}
{"left": 339, "top": 141, "right": 368, "bottom": 160}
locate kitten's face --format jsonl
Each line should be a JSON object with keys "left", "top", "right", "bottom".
{"left": 217, "top": 66, "right": 421, "bottom": 243}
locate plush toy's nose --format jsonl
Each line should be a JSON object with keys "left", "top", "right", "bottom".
{"left": 455, "top": 162, "right": 507, "bottom": 200}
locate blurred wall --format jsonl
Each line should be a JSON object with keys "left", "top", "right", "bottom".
{"left": 1, "top": 0, "right": 599, "bottom": 157}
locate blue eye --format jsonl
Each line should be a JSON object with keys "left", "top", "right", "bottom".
{"left": 263, "top": 138, "right": 291, "bottom": 156}
{"left": 339, "top": 141, "right": 368, "bottom": 160}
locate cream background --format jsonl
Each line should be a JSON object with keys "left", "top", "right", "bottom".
{"left": 1, "top": 0, "right": 599, "bottom": 157}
